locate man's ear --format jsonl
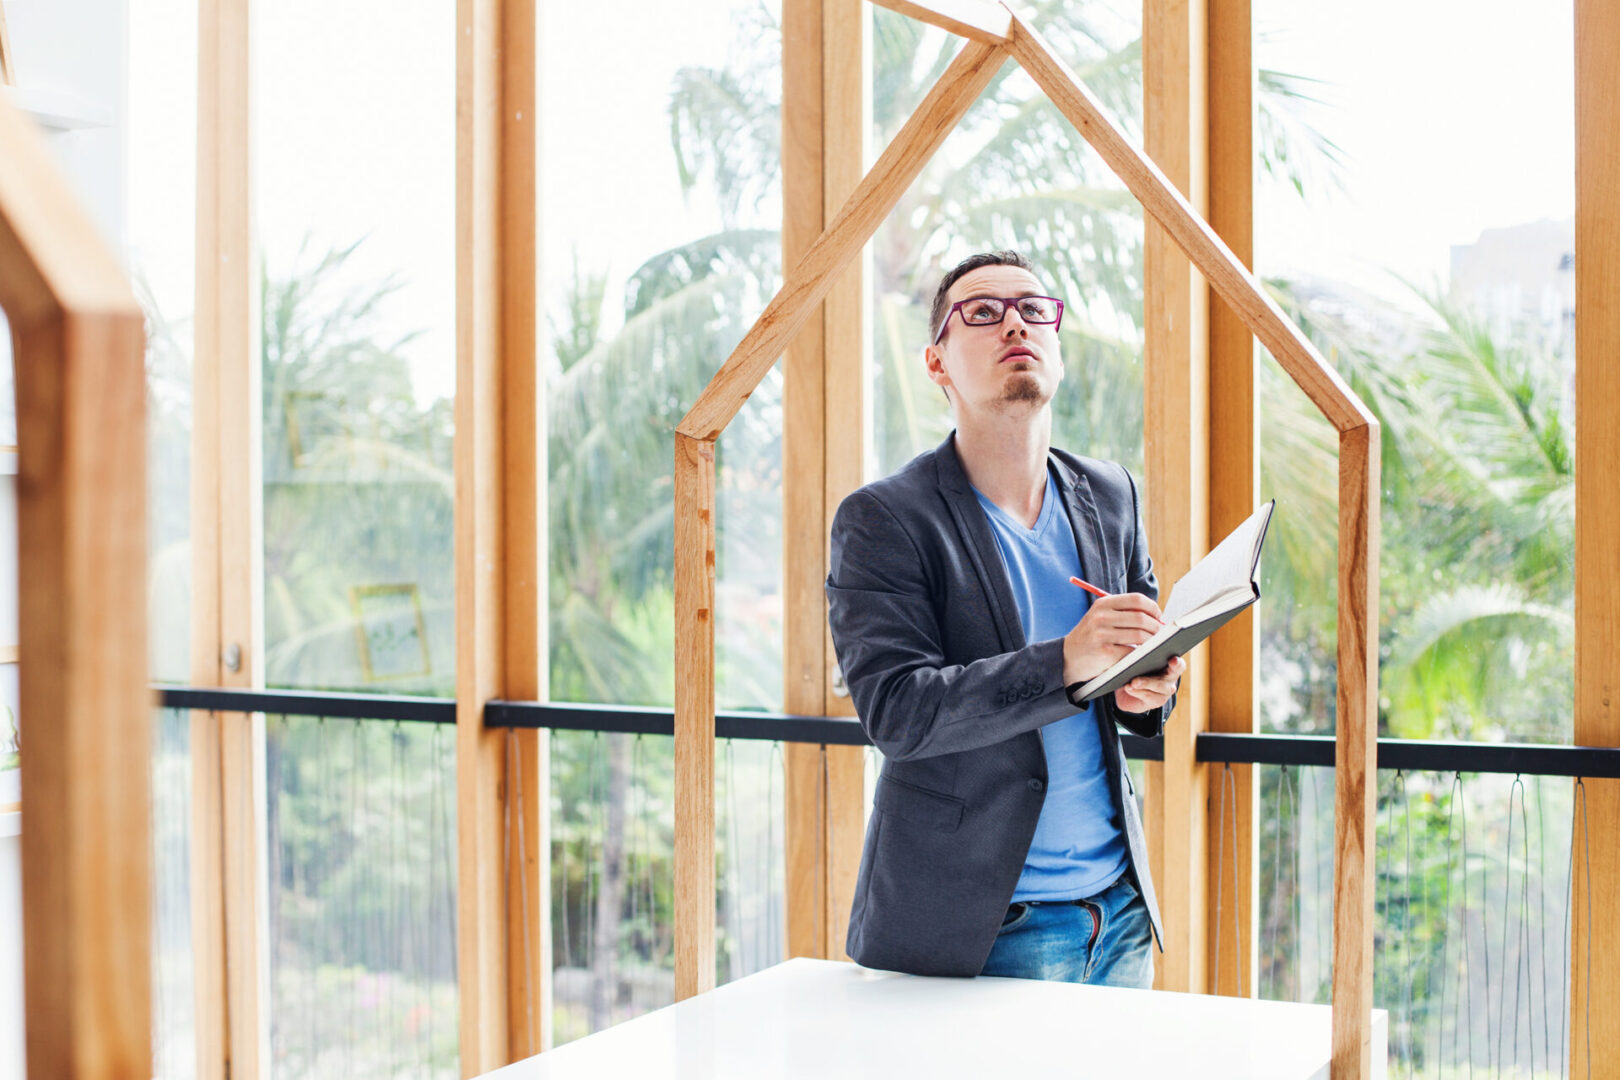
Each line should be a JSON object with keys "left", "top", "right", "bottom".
{"left": 923, "top": 343, "right": 951, "bottom": 398}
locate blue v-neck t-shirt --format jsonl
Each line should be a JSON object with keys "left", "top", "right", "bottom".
{"left": 971, "top": 466, "right": 1129, "bottom": 902}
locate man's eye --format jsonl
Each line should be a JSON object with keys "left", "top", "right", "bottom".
{"left": 963, "top": 300, "right": 1002, "bottom": 322}
{"left": 1019, "top": 298, "right": 1054, "bottom": 320}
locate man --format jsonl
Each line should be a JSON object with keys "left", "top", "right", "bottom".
{"left": 825, "top": 250, "right": 1185, "bottom": 988}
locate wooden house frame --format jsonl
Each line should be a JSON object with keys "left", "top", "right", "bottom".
{"left": 671, "top": 1, "right": 1383, "bottom": 1075}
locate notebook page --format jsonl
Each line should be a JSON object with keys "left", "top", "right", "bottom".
{"left": 1162, "top": 505, "right": 1268, "bottom": 623}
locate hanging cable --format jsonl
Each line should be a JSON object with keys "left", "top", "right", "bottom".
{"left": 1497, "top": 774, "right": 1525, "bottom": 1075}
{"left": 767, "top": 741, "right": 783, "bottom": 965}
{"left": 557, "top": 734, "right": 571, "bottom": 976}
{"left": 390, "top": 720, "right": 403, "bottom": 1078}
{"left": 1534, "top": 773, "right": 1551, "bottom": 1071}
{"left": 1399, "top": 770, "right": 1415, "bottom": 1078}
{"left": 725, "top": 738, "right": 742, "bottom": 980}
{"left": 347, "top": 718, "right": 362, "bottom": 1077}
{"left": 813, "top": 744, "right": 826, "bottom": 958}
{"left": 506, "top": 727, "right": 536, "bottom": 1056}
{"left": 1269, "top": 765, "right": 1298, "bottom": 1001}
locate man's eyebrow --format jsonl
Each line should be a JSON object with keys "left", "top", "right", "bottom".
{"left": 959, "top": 288, "right": 1044, "bottom": 300}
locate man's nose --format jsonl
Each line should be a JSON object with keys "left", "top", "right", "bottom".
{"left": 1001, "top": 309, "right": 1029, "bottom": 336}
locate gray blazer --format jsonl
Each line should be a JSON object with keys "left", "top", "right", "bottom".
{"left": 826, "top": 431, "right": 1173, "bottom": 978}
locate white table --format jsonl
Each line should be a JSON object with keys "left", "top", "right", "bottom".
{"left": 483, "top": 957, "right": 1387, "bottom": 1079}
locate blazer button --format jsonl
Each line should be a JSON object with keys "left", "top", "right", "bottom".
{"left": 1028, "top": 778, "right": 1045, "bottom": 792}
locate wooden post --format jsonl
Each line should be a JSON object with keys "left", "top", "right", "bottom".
{"left": 1142, "top": 0, "right": 1212, "bottom": 996}
{"left": 1331, "top": 424, "right": 1380, "bottom": 1078}
{"left": 499, "top": 0, "right": 548, "bottom": 1058}
{"left": 0, "top": 93, "right": 151, "bottom": 1080}
{"left": 1205, "top": 0, "right": 1258, "bottom": 1000}
{"left": 193, "top": 0, "right": 266, "bottom": 1074}
{"left": 455, "top": 0, "right": 542, "bottom": 1068}
{"left": 820, "top": 0, "right": 871, "bottom": 959}
{"left": 1572, "top": 0, "right": 1620, "bottom": 1071}
{"left": 782, "top": 0, "right": 829, "bottom": 964}
{"left": 783, "top": 0, "right": 869, "bottom": 966}
{"left": 674, "top": 433, "right": 718, "bottom": 999}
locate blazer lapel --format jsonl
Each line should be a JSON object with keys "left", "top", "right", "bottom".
{"left": 1051, "top": 453, "right": 1114, "bottom": 593}
{"left": 933, "top": 432, "right": 1025, "bottom": 651}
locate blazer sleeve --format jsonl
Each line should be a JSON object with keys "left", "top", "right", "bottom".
{"left": 1096, "top": 462, "right": 1176, "bottom": 740}
{"left": 825, "top": 489, "right": 1078, "bottom": 762}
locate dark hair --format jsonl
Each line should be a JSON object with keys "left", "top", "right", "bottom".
{"left": 928, "top": 249, "right": 1037, "bottom": 344}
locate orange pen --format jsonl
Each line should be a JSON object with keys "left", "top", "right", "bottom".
{"left": 1068, "top": 575, "right": 1110, "bottom": 600}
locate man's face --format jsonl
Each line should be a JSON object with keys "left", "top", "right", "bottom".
{"left": 925, "top": 265, "right": 1064, "bottom": 416}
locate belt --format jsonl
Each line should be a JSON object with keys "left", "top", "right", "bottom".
{"left": 1009, "top": 896, "right": 1103, "bottom": 949}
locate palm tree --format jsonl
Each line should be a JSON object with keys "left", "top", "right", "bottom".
{"left": 1257, "top": 273, "right": 1573, "bottom": 742}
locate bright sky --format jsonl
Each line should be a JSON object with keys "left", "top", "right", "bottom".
{"left": 1253, "top": 0, "right": 1575, "bottom": 309}
{"left": 122, "top": 0, "right": 1576, "bottom": 397}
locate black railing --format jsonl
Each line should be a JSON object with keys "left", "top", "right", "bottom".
{"left": 156, "top": 685, "right": 1620, "bottom": 777}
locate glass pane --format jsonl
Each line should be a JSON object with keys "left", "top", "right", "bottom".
{"left": 129, "top": 4, "right": 201, "bottom": 1073}
{"left": 549, "top": 731, "right": 787, "bottom": 1045}
{"left": 130, "top": 0, "right": 197, "bottom": 687}
{"left": 151, "top": 709, "right": 197, "bottom": 1080}
{"left": 257, "top": 0, "right": 456, "bottom": 697}
{"left": 868, "top": 0, "right": 1146, "bottom": 483}
{"left": 542, "top": 0, "right": 784, "bottom": 714}
{"left": 1254, "top": 0, "right": 1576, "bottom": 739}
{"left": 1257, "top": 765, "right": 1575, "bottom": 1073}
{"left": 267, "top": 716, "right": 459, "bottom": 1078}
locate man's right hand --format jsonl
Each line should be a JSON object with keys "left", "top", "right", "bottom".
{"left": 1062, "top": 593, "right": 1166, "bottom": 686}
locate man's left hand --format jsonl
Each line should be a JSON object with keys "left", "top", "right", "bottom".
{"left": 1113, "top": 654, "right": 1186, "bottom": 714}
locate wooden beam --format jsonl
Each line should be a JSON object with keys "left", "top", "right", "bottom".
{"left": 1331, "top": 425, "right": 1380, "bottom": 1078}
{"left": 782, "top": 0, "right": 870, "bottom": 967}
{"left": 820, "top": 0, "right": 870, "bottom": 962}
{"left": 863, "top": 0, "right": 1009, "bottom": 45}
{"left": 674, "top": 433, "right": 718, "bottom": 999}
{"left": 1141, "top": 0, "right": 1211, "bottom": 996}
{"left": 499, "top": 0, "right": 547, "bottom": 1058}
{"left": 1205, "top": 0, "right": 1258, "bottom": 1001}
{"left": 192, "top": 0, "right": 265, "bottom": 1074}
{"left": 495, "top": 0, "right": 547, "bottom": 1059}
{"left": 782, "top": 0, "right": 829, "bottom": 963}
{"left": 1573, "top": 0, "right": 1620, "bottom": 1071}
{"left": 1002, "top": 9, "right": 1373, "bottom": 435}
{"left": 0, "top": 93, "right": 150, "bottom": 1080}
{"left": 0, "top": 105, "right": 135, "bottom": 319}
{"left": 15, "top": 307, "right": 150, "bottom": 1080}
{"left": 677, "top": 37, "right": 1003, "bottom": 441}
{"left": 456, "top": 0, "right": 516, "bottom": 1066}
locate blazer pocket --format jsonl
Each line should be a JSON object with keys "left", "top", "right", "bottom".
{"left": 876, "top": 776, "right": 965, "bottom": 832}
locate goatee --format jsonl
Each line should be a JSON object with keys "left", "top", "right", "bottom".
{"left": 1000, "top": 371, "right": 1048, "bottom": 407}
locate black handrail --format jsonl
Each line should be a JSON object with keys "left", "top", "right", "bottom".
{"left": 155, "top": 685, "right": 1620, "bottom": 777}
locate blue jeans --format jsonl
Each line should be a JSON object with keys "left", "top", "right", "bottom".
{"left": 977, "top": 872, "right": 1155, "bottom": 988}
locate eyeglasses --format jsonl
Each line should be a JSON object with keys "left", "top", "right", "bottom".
{"left": 933, "top": 295, "right": 1064, "bottom": 344}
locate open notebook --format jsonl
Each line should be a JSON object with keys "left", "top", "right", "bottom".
{"left": 1070, "top": 500, "right": 1275, "bottom": 705}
